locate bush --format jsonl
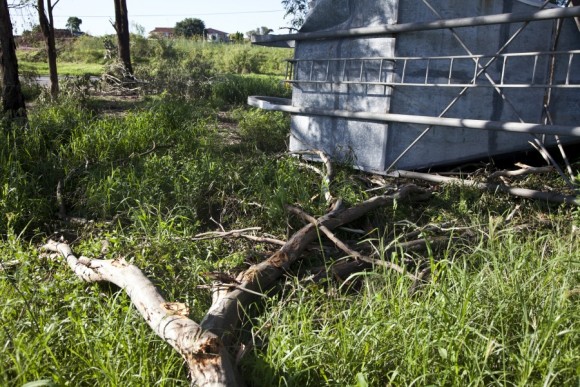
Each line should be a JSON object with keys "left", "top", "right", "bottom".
{"left": 136, "top": 53, "right": 214, "bottom": 100}
{"left": 211, "top": 74, "right": 290, "bottom": 108}
{"left": 236, "top": 108, "right": 289, "bottom": 152}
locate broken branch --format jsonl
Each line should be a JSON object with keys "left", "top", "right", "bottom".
{"left": 42, "top": 240, "right": 243, "bottom": 387}
{"left": 389, "top": 170, "right": 579, "bottom": 206}
{"left": 200, "top": 185, "right": 428, "bottom": 338}
{"left": 487, "top": 164, "right": 554, "bottom": 182}
{"left": 286, "top": 204, "right": 418, "bottom": 281}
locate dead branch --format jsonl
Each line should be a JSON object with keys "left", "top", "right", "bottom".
{"left": 186, "top": 227, "right": 286, "bottom": 246}
{"left": 303, "top": 233, "right": 464, "bottom": 286}
{"left": 291, "top": 150, "right": 335, "bottom": 204}
{"left": 200, "top": 185, "right": 428, "bottom": 338}
{"left": 0, "top": 260, "right": 20, "bottom": 272}
{"left": 194, "top": 227, "right": 261, "bottom": 240}
{"left": 287, "top": 205, "right": 418, "bottom": 281}
{"left": 42, "top": 240, "right": 244, "bottom": 387}
{"left": 389, "top": 170, "right": 579, "bottom": 206}
{"left": 45, "top": 185, "right": 427, "bottom": 385}
{"left": 487, "top": 164, "right": 554, "bottom": 182}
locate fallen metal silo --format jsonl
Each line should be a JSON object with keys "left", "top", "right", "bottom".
{"left": 250, "top": 0, "right": 580, "bottom": 173}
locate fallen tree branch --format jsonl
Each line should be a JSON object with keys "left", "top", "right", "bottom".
{"left": 487, "top": 164, "right": 554, "bottom": 182}
{"left": 200, "top": 185, "right": 428, "bottom": 338}
{"left": 286, "top": 205, "right": 419, "bottom": 281}
{"left": 0, "top": 260, "right": 20, "bottom": 272}
{"left": 45, "top": 185, "right": 428, "bottom": 386}
{"left": 389, "top": 170, "right": 579, "bottom": 206}
{"left": 42, "top": 240, "right": 244, "bottom": 386}
{"left": 179, "top": 227, "right": 286, "bottom": 246}
{"left": 291, "top": 150, "right": 335, "bottom": 204}
{"left": 193, "top": 227, "right": 262, "bottom": 240}
{"left": 304, "top": 233, "right": 467, "bottom": 285}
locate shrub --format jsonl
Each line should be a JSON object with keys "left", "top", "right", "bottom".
{"left": 236, "top": 108, "right": 289, "bottom": 152}
{"left": 211, "top": 74, "right": 290, "bottom": 108}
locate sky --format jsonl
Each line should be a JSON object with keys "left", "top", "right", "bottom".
{"left": 9, "top": 0, "right": 290, "bottom": 36}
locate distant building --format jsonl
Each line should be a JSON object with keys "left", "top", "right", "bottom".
{"left": 205, "top": 28, "right": 229, "bottom": 43}
{"left": 149, "top": 27, "right": 229, "bottom": 42}
{"left": 149, "top": 27, "right": 175, "bottom": 38}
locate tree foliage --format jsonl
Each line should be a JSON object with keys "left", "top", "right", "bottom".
{"left": 229, "top": 32, "right": 245, "bottom": 44}
{"left": 281, "top": 0, "right": 310, "bottom": 29}
{"left": 246, "top": 26, "right": 273, "bottom": 39}
{"left": 174, "top": 18, "right": 205, "bottom": 38}
{"left": 66, "top": 16, "right": 82, "bottom": 34}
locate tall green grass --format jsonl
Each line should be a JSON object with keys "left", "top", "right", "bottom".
{"left": 244, "top": 223, "right": 579, "bottom": 386}
{"left": 18, "top": 35, "right": 291, "bottom": 77}
{"left": 1, "top": 93, "right": 578, "bottom": 386}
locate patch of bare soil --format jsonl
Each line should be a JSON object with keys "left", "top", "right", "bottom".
{"left": 216, "top": 111, "right": 242, "bottom": 145}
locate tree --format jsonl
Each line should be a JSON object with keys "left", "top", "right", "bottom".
{"left": 229, "top": 31, "right": 244, "bottom": 44}
{"left": 113, "top": 0, "right": 133, "bottom": 75}
{"left": 0, "top": 0, "right": 27, "bottom": 119}
{"left": 37, "top": 0, "right": 60, "bottom": 98}
{"left": 281, "top": 0, "right": 310, "bottom": 29}
{"left": 245, "top": 26, "right": 273, "bottom": 39}
{"left": 174, "top": 18, "right": 205, "bottom": 38}
{"left": 65, "top": 16, "right": 82, "bottom": 34}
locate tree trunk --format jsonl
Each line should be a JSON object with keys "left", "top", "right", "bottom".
{"left": 113, "top": 0, "right": 133, "bottom": 75}
{"left": 0, "top": 0, "right": 27, "bottom": 119}
{"left": 37, "top": 0, "right": 59, "bottom": 98}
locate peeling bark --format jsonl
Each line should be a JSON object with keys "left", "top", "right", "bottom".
{"left": 42, "top": 240, "right": 244, "bottom": 386}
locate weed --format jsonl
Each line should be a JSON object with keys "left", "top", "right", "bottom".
{"left": 2, "top": 43, "right": 579, "bottom": 385}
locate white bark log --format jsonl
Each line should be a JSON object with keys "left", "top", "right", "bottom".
{"left": 42, "top": 240, "right": 243, "bottom": 387}
{"left": 43, "top": 185, "right": 428, "bottom": 385}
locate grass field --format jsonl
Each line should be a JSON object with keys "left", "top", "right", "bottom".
{"left": 2, "top": 38, "right": 579, "bottom": 386}
{"left": 18, "top": 61, "right": 104, "bottom": 76}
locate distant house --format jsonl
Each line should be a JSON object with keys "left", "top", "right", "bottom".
{"left": 54, "top": 28, "right": 76, "bottom": 38}
{"left": 205, "top": 28, "right": 229, "bottom": 43}
{"left": 149, "top": 26, "right": 229, "bottom": 41}
{"left": 149, "top": 27, "right": 175, "bottom": 38}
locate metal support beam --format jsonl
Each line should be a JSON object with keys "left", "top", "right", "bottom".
{"left": 253, "top": 6, "right": 580, "bottom": 45}
{"left": 247, "top": 96, "right": 580, "bottom": 137}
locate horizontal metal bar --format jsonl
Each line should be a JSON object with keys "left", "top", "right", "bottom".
{"left": 253, "top": 6, "right": 580, "bottom": 44}
{"left": 286, "top": 50, "right": 580, "bottom": 63}
{"left": 284, "top": 80, "right": 580, "bottom": 88}
{"left": 247, "top": 96, "right": 580, "bottom": 137}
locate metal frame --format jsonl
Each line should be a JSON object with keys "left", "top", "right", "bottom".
{"left": 250, "top": 1, "right": 580, "bottom": 185}
{"left": 253, "top": 6, "right": 580, "bottom": 44}
{"left": 286, "top": 50, "right": 580, "bottom": 89}
{"left": 248, "top": 96, "right": 580, "bottom": 137}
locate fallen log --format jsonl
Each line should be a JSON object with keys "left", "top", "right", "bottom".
{"left": 44, "top": 184, "right": 428, "bottom": 386}
{"left": 42, "top": 240, "right": 243, "bottom": 386}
